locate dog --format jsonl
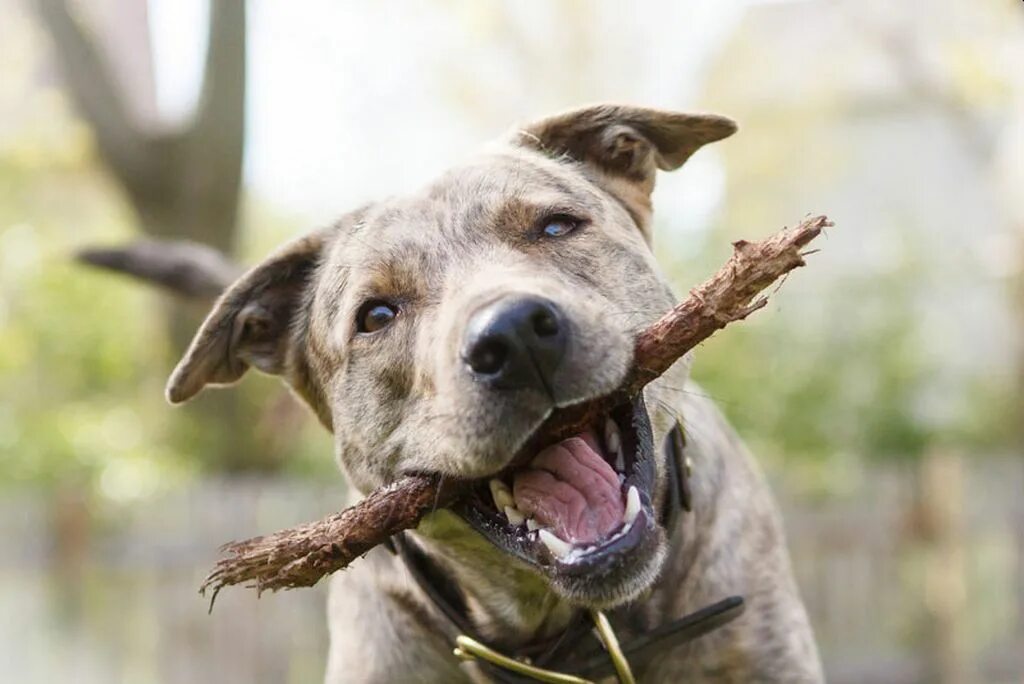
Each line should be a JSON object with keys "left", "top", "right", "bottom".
{"left": 167, "top": 104, "right": 823, "bottom": 682}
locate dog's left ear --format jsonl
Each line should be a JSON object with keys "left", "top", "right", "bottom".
{"left": 165, "top": 230, "right": 329, "bottom": 404}
{"left": 516, "top": 104, "right": 736, "bottom": 238}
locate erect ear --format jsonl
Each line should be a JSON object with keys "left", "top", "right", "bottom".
{"left": 165, "top": 230, "right": 328, "bottom": 404}
{"left": 515, "top": 104, "right": 737, "bottom": 238}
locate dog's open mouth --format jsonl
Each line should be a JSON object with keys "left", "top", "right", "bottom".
{"left": 456, "top": 396, "right": 659, "bottom": 581}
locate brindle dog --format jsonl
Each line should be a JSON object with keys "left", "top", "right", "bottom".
{"left": 168, "top": 104, "right": 823, "bottom": 682}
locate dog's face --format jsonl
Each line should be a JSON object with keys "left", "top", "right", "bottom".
{"left": 168, "top": 105, "right": 735, "bottom": 608}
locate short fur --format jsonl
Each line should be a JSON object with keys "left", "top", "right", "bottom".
{"left": 170, "top": 104, "right": 823, "bottom": 682}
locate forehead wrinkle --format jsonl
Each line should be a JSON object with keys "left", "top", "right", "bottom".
{"left": 463, "top": 184, "right": 603, "bottom": 246}
{"left": 496, "top": 153, "right": 605, "bottom": 213}
{"left": 430, "top": 157, "right": 604, "bottom": 245}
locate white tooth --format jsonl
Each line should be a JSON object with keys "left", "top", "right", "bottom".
{"left": 624, "top": 485, "right": 641, "bottom": 525}
{"left": 526, "top": 518, "right": 540, "bottom": 531}
{"left": 604, "top": 418, "right": 621, "bottom": 456}
{"left": 538, "top": 529, "right": 572, "bottom": 559}
{"left": 489, "top": 479, "right": 513, "bottom": 510}
{"left": 615, "top": 450, "right": 626, "bottom": 472}
{"left": 504, "top": 506, "right": 525, "bottom": 526}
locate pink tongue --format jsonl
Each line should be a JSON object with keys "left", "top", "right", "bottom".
{"left": 512, "top": 431, "right": 625, "bottom": 545}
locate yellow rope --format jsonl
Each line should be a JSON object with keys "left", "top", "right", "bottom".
{"left": 454, "top": 635, "right": 594, "bottom": 684}
{"left": 590, "top": 610, "right": 637, "bottom": 684}
{"left": 453, "top": 609, "right": 638, "bottom": 684}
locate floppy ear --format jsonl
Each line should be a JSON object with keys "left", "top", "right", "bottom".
{"left": 165, "top": 230, "right": 328, "bottom": 404}
{"left": 516, "top": 104, "right": 737, "bottom": 238}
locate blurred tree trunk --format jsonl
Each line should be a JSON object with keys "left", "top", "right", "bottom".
{"left": 35, "top": 0, "right": 279, "bottom": 471}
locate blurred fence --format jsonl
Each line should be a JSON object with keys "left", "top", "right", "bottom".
{"left": 2, "top": 457, "right": 1022, "bottom": 684}
{"left": 782, "top": 454, "right": 1024, "bottom": 684}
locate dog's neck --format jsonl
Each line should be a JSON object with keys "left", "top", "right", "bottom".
{"left": 411, "top": 511, "right": 578, "bottom": 647}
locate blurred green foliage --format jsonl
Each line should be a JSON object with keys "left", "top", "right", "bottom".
{"left": 659, "top": 224, "right": 1017, "bottom": 498}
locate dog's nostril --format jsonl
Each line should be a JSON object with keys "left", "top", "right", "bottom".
{"left": 467, "top": 338, "right": 508, "bottom": 375}
{"left": 531, "top": 309, "right": 559, "bottom": 338}
{"left": 462, "top": 295, "right": 567, "bottom": 390}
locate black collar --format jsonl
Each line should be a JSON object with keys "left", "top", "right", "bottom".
{"left": 390, "top": 421, "right": 744, "bottom": 682}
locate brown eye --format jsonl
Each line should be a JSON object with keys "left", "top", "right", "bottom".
{"left": 540, "top": 214, "right": 582, "bottom": 238}
{"left": 356, "top": 300, "right": 398, "bottom": 333}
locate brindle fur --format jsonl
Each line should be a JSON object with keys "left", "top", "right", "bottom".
{"left": 169, "top": 104, "right": 823, "bottom": 682}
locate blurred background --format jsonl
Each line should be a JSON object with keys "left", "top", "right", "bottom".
{"left": 1, "top": 0, "right": 1021, "bottom": 682}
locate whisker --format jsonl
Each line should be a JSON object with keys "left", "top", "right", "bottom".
{"left": 431, "top": 474, "right": 446, "bottom": 513}
{"left": 650, "top": 383, "right": 733, "bottom": 406}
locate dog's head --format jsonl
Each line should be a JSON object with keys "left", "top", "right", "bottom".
{"left": 168, "top": 104, "right": 735, "bottom": 608}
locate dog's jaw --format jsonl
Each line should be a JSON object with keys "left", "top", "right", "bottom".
{"left": 452, "top": 393, "right": 669, "bottom": 602}
{"left": 404, "top": 388, "right": 680, "bottom": 643}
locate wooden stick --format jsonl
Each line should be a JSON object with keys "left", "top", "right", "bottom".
{"left": 200, "top": 215, "right": 832, "bottom": 601}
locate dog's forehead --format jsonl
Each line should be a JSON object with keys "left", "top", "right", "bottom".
{"left": 326, "top": 150, "right": 605, "bottom": 268}
{"left": 426, "top": 149, "right": 596, "bottom": 206}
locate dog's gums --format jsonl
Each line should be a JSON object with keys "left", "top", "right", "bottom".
{"left": 456, "top": 396, "right": 663, "bottom": 596}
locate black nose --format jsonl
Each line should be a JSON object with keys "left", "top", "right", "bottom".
{"left": 462, "top": 296, "right": 568, "bottom": 391}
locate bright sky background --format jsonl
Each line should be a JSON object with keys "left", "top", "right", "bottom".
{"left": 146, "top": 0, "right": 771, "bottom": 232}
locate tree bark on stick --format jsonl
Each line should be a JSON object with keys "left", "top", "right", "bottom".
{"left": 201, "top": 215, "right": 833, "bottom": 601}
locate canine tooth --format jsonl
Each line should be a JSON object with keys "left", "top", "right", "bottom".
{"left": 614, "top": 450, "right": 626, "bottom": 472}
{"left": 489, "top": 479, "right": 513, "bottom": 510}
{"left": 604, "top": 418, "right": 621, "bottom": 456}
{"left": 538, "top": 529, "right": 572, "bottom": 559}
{"left": 526, "top": 518, "right": 540, "bottom": 531}
{"left": 624, "top": 485, "right": 641, "bottom": 525}
{"left": 504, "top": 506, "right": 525, "bottom": 526}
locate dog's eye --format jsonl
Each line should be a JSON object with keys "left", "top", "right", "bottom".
{"left": 356, "top": 300, "right": 398, "bottom": 334}
{"left": 540, "top": 214, "right": 581, "bottom": 238}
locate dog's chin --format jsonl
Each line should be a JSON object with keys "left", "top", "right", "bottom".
{"left": 454, "top": 396, "right": 667, "bottom": 609}
{"left": 550, "top": 534, "right": 667, "bottom": 608}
